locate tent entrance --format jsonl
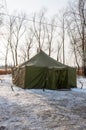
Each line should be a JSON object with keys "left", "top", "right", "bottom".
{"left": 55, "top": 69, "right": 68, "bottom": 89}
{"left": 47, "top": 68, "right": 68, "bottom": 89}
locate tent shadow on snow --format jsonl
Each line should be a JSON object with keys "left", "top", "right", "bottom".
{"left": 12, "top": 50, "right": 76, "bottom": 90}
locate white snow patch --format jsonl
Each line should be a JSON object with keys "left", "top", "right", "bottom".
{"left": 0, "top": 74, "right": 86, "bottom": 130}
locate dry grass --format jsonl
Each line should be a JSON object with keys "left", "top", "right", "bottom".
{"left": 77, "top": 69, "right": 83, "bottom": 76}
{"left": 0, "top": 69, "right": 11, "bottom": 75}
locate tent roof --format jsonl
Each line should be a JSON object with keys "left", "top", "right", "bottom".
{"left": 20, "top": 50, "right": 67, "bottom": 68}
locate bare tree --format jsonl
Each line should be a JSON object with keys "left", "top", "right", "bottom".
{"left": 1, "top": 36, "right": 10, "bottom": 71}
{"left": 66, "top": 19, "right": 80, "bottom": 68}
{"left": 5, "top": 13, "right": 26, "bottom": 66}
{"left": 46, "top": 17, "right": 56, "bottom": 56}
{"left": 20, "top": 28, "right": 34, "bottom": 61}
{"left": 25, "top": 30, "right": 34, "bottom": 60}
{"left": 56, "top": 11, "right": 66, "bottom": 64}
{"left": 0, "top": 0, "right": 8, "bottom": 69}
{"left": 6, "top": 16, "right": 16, "bottom": 66}
{"left": 79, "top": 0, "right": 86, "bottom": 75}
{"left": 32, "top": 9, "right": 46, "bottom": 52}
{"left": 0, "top": 0, "right": 5, "bottom": 25}
{"left": 13, "top": 13, "right": 26, "bottom": 66}
{"left": 65, "top": 0, "right": 86, "bottom": 74}
{"left": 56, "top": 40, "right": 63, "bottom": 62}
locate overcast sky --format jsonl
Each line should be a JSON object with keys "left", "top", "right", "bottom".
{"left": 6, "top": 0, "right": 70, "bottom": 16}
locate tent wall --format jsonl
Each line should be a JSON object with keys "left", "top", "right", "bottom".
{"left": 68, "top": 67, "right": 76, "bottom": 87}
{"left": 46, "top": 68, "right": 69, "bottom": 89}
{"left": 24, "top": 66, "right": 69, "bottom": 90}
{"left": 12, "top": 66, "right": 76, "bottom": 90}
{"left": 24, "top": 66, "right": 47, "bottom": 89}
{"left": 12, "top": 67, "right": 25, "bottom": 88}
{"left": 55, "top": 69, "right": 69, "bottom": 89}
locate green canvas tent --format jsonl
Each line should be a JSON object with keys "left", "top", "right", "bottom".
{"left": 12, "top": 50, "right": 76, "bottom": 90}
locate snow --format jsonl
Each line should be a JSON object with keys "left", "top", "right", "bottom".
{"left": 0, "top": 74, "right": 86, "bottom": 130}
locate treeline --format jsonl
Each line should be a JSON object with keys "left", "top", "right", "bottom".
{"left": 0, "top": 0, "right": 86, "bottom": 75}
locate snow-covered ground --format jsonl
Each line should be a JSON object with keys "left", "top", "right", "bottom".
{"left": 0, "top": 75, "right": 86, "bottom": 130}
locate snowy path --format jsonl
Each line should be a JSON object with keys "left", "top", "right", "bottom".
{"left": 0, "top": 75, "right": 86, "bottom": 130}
